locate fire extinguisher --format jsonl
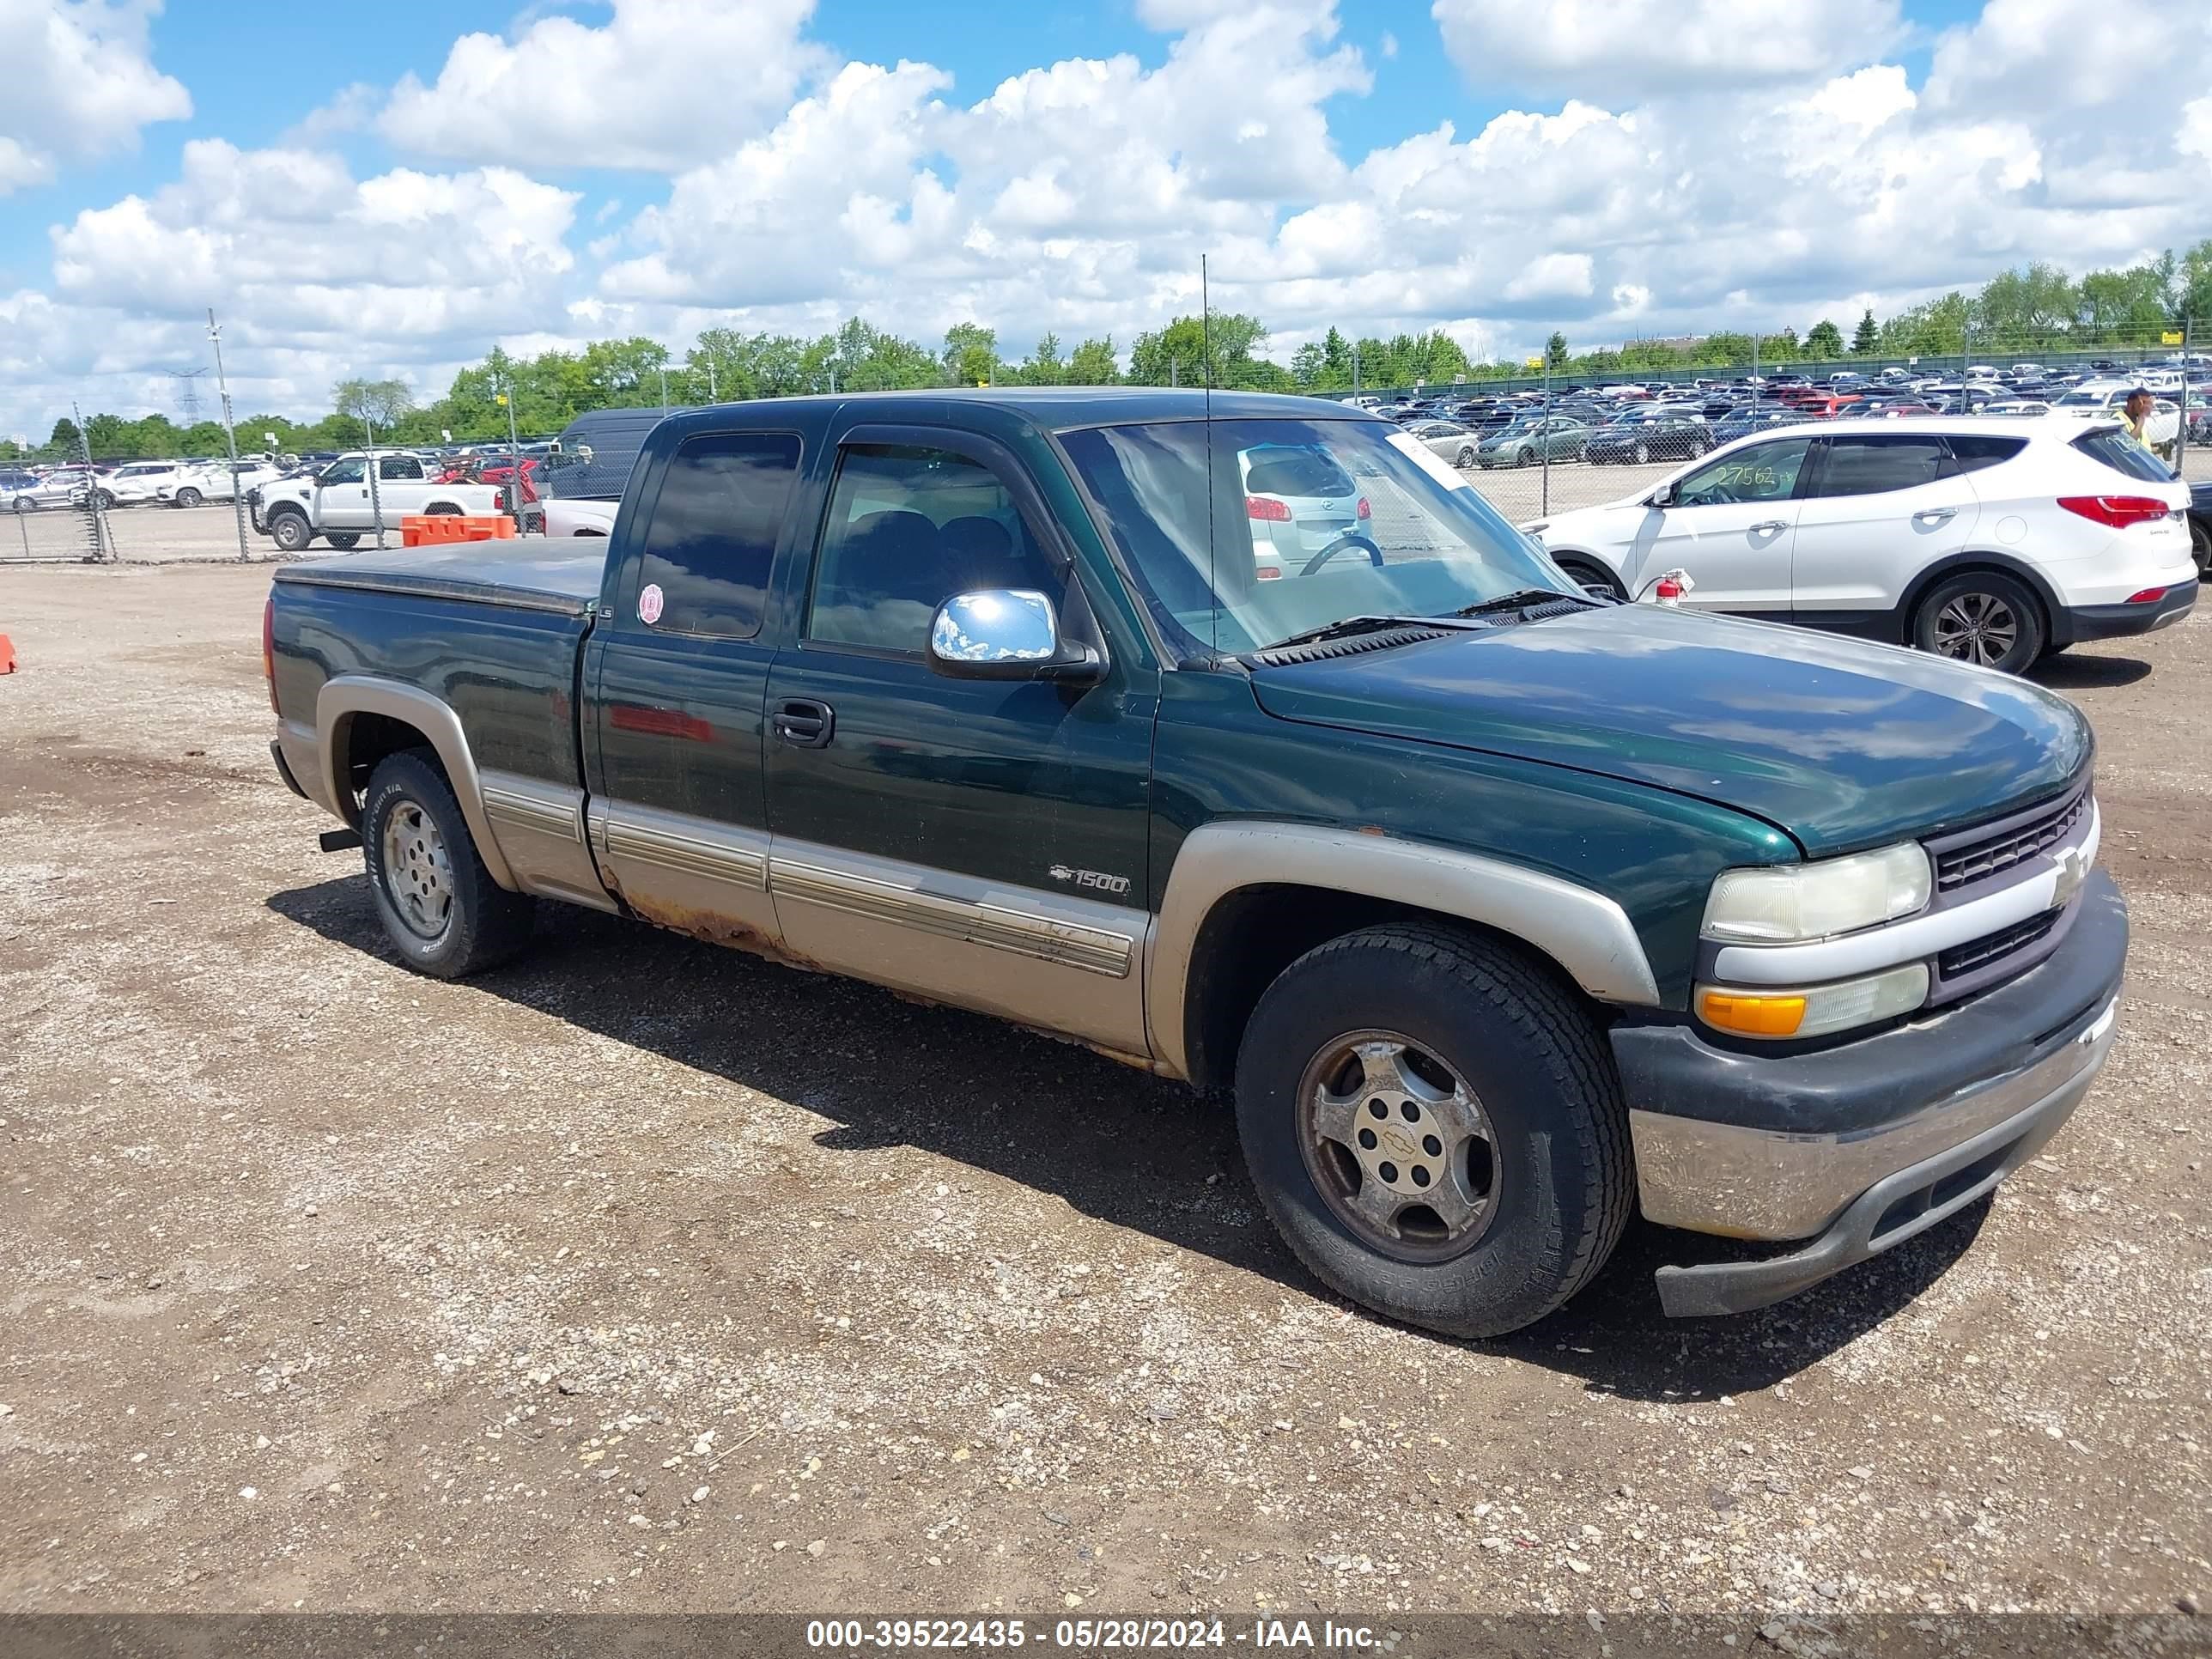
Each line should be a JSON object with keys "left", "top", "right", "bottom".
{"left": 1650, "top": 568, "right": 1695, "bottom": 605}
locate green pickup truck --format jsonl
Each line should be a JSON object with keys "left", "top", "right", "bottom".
{"left": 266, "top": 389, "right": 2124, "bottom": 1337}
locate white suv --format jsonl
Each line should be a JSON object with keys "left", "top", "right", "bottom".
{"left": 1520, "top": 416, "right": 2197, "bottom": 673}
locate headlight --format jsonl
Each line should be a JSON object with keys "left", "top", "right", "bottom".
{"left": 1698, "top": 963, "right": 1929, "bottom": 1041}
{"left": 1702, "top": 842, "right": 1930, "bottom": 944}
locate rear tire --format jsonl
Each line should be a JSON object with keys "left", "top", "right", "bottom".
{"left": 10, "top": 497, "right": 33, "bottom": 514}
{"left": 174, "top": 487, "right": 203, "bottom": 508}
{"left": 325, "top": 532, "right": 360, "bottom": 549}
{"left": 424, "top": 501, "right": 465, "bottom": 517}
{"left": 1912, "top": 571, "right": 2045, "bottom": 674}
{"left": 1234, "top": 924, "right": 1632, "bottom": 1338}
{"left": 1632, "top": 441, "right": 1650, "bottom": 465}
{"left": 360, "top": 750, "right": 535, "bottom": 979}
{"left": 2191, "top": 518, "right": 2210, "bottom": 581}
{"left": 1455, "top": 447, "right": 1475, "bottom": 468}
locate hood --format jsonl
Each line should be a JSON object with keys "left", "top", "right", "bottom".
{"left": 1248, "top": 605, "right": 2090, "bottom": 856}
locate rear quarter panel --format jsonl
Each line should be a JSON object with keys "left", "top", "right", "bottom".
{"left": 271, "top": 580, "right": 590, "bottom": 794}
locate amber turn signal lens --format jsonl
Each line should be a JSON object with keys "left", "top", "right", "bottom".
{"left": 1698, "top": 988, "right": 1808, "bottom": 1037}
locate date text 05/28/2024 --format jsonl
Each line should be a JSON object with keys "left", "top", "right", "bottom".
{"left": 805, "top": 1618, "right": 1381, "bottom": 1651}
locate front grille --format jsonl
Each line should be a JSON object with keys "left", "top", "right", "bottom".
{"left": 1935, "top": 790, "right": 2088, "bottom": 891}
{"left": 1939, "top": 908, "right": 2061, "bottom": 979}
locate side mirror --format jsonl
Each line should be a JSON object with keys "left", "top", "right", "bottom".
{"left": 1649, "top": 483, "right": 1675, "bottom": 508}
{"left": 927, "top": 589, "right": 1103, "bottom": 684}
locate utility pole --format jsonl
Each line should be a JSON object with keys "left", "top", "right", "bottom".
{"left": 500, "top": 380, "right": 522, "bottom": 531}
{"left": 206, "top": 310, "right": 250, "bottom": 562}
{"left": 658, "top": 362, "right": 669, "bottom": 411}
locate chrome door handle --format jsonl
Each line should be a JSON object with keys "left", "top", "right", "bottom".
{"left": 1913, "top": 507, "right": 1956, "bottom": 525}
{"left": 1749, "top": 520, "right": 1787, "bottom": 533}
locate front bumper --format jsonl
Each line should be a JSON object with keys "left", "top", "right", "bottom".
{"left": 2063, "top": 577, "right": 2197, "bottom": 642}
{"left": 1613, "top": 868, "right": 2126, "bottom": 1316}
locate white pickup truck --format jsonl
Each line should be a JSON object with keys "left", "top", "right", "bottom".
{"left": 251, "top": 452, "right": 503, "bottom": 551}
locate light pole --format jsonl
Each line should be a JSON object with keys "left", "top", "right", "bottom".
{"left": 207, "top": 308, "right": 251, "bottom": 562}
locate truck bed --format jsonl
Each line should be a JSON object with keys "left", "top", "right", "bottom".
{"left": 275, "top": 544, "right": 605, "bottom": 616}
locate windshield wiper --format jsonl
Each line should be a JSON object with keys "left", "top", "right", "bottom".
{"left": 1257, "top": 614, "right": 1443, "bottom": 653}
{"left": 1443, "top": 587, "right": 1604, "bottom": 618}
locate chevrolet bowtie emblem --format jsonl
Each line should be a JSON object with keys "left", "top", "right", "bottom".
{"left": 2051, "top": 845, "right": 2087, "bottom": 908}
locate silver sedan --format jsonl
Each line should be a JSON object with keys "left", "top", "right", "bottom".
{"left": 1407, "top": 421, "right": 1483, "bottom": 469}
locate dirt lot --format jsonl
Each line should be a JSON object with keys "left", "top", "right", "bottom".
{"left": 0, "top": 561, "right": 2207, "bottom": 1626}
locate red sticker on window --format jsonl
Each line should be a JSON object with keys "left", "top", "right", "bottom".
{"left": 638, "top": 582, "right": 664, "bottom": 625}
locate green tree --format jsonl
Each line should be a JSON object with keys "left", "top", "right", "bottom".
{"left": 1321, "top": 326, "right": 1354, "bottom": 386}
{"left": 1011, "top": 331, "right": 1064, "bottom": 386}
{"left": 1878, "top": 294, "right": 1969, "bottom": 356}
{"left": 1804, "top": 319, "right": 1844, "bottom": 359}
{"left": 943, "top": 322, "right": 1000, "bottom": 387}
{"left": 1850, "top": 309, "right": 1879, "bottom": 354}
{"left": 48, "top": 416, "right": 84, "bottom": 457}
{"left": 1972, "top": 261, "right": 2077, "bottom": 344}
{"left": 1127, "top": 312, "right": 1269, "bottom": 387}
{"left": 1290, "top": 341, "right": 1326, "bottom": 388}
{"left": 331, "top": 377, "right": 416, "bottom": 442}
{"left": 1545, "top": 331, "right": 1569, "bottom": 369}
{"left": 2076, "top": 264, "right": 2173, "bottom": 343}
{"left": 2174, "top": 238, "right": 2212, "bottom": 330}
{"left": 1066, "top": 337, "right": 1118, "bottom": 385}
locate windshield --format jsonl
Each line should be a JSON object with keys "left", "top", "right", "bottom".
{"left": 1059, "top": 417, "right": 1577, "bottom": 658}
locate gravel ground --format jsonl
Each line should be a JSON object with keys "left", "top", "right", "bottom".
{"left": 0, "top": 561, "right": 2207, "bottom": 1627}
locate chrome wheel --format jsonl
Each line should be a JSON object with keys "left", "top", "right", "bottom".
{"left": 380, "top": 799, "right": 453, "bottom": 939}
{"left": 1298, "top": 1030, "right": 1500, "bottom": 1262}
{"left": 1932, "top": 591, "right": 2020, "bottom": 666}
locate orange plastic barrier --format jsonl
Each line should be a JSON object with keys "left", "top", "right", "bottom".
{"left": 0, "top": 633, "right": 15, "bottom": 674}
{"left": 399, "top": 514, "right": 516, "bottom": 548}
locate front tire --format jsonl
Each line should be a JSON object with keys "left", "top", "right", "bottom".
{"left": 1912, "top": 571, "right": 2045, "bottom": 674}
{"left": 1553, "top": 556, "right": 1627, "bottom": 601}
{"left": 1632, "top": 441, "right": 1650, "bottom": 465}
{"left": 1235, "top": 925, "right": 1632, "bottom": 1338}
{"left": 361, "top": 750, "right": 535, "bottom": 979}
{"left": 268, "top": 510, "right": 313, "bottom": 553}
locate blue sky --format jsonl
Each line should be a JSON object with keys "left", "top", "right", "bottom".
{"left": 2, "top": 0, "right": 2203, "bottom": 433}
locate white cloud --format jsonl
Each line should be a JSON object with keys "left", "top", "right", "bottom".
{"left": 1431, "top": 0, "right": 1902, "bottom": 97}
{"left": 31, "top": 140, "right": 580, "bottom": 424}
{"left": 1504, "top": 253, "right": 1595, "bottom": 301}
{"left": 8, "top": 0, "right": 2212, "bottom": 441}
{"left": 0, "top": 0, "right": 191, "bottom": 195}
{"left": 379, "top": 0, "right": 832, "bottom": 172}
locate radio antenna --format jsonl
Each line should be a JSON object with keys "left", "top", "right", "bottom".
{"left": 1201, "top": 253, "right": 1216, "bottom": 659}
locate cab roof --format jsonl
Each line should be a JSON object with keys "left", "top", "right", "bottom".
{"left": 659, "top": 386, "right": 1378, "bottom": 434}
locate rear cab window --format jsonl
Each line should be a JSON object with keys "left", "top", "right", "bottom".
{"left": 633, "top": 432, "right": 804, "bottom": 638}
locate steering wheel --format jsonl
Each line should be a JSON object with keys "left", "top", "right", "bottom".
{"left": 1299, "top": 532, "right": 1385, "bottom": 578}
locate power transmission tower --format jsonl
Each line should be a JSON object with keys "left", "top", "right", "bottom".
{"left": 169, "top": 367, "right": 210, "bottom": 422}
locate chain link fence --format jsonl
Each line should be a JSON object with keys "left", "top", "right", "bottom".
{"left": 10, "top": 319, "right": 2207, "bottom": 564}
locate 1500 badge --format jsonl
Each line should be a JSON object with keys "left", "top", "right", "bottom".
{"left": 1049, "top": 865, "right": 1132, "bottom": 896}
